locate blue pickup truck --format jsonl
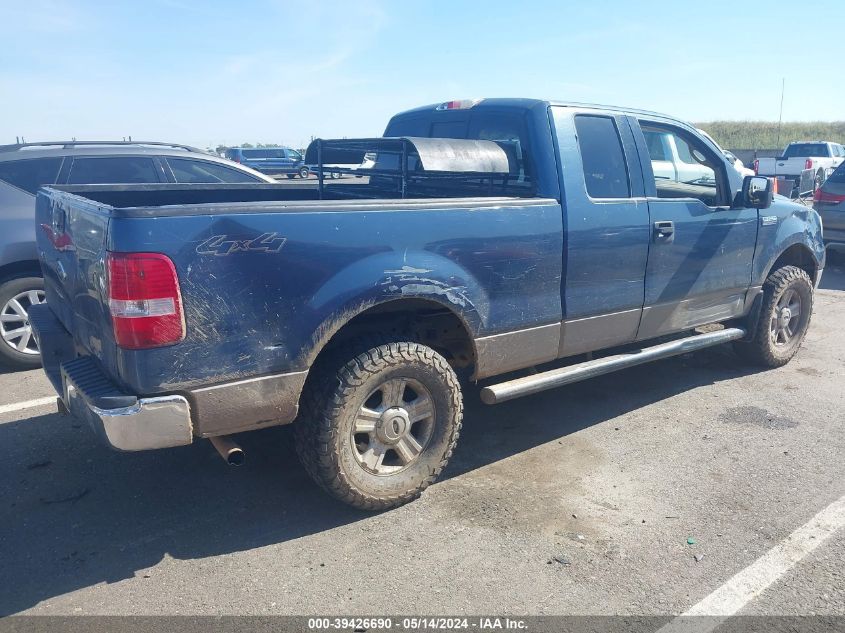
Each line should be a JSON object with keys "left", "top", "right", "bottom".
{"left": 30, "top": 98, "right": 825, "bottom": 510}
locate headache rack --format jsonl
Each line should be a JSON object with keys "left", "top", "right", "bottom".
{"left": 303, "top": 136, "right": 519, "bottom": 199}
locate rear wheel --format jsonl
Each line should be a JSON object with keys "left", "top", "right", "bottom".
{"left": 734, "top": 265, "right": 813, "bottom": 367}
{"left": 286, "top": 174, "right": 296, "bottom": 179}
{"left": 295, "top": 340, "right": 463, "bottom": 510}
{"left": 0, "top": 276, "right": 45, "bottom": 369}
{"left": 815, "top": 169, "right": 825, "bottom": 191}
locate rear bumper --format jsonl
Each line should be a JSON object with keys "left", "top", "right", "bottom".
{"left": 63, "top": 370, "right": 193, "bottom": 451}
{"left": 29, "top": 303, "right": 193, "bottom": 451}
{"left": 29, "top": 303, "right": 306, "bottom": 451}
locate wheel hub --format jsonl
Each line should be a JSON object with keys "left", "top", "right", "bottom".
{"left": 376, "top": 407, "right": 410, "bottom": 445}
{"left": 779, "top": 307, "right": 792, "bottom": 328}
{"left": 1, "top": 289, "right": 46, "bottom": 355}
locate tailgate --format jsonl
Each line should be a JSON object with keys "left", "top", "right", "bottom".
{"left": 35, "top": 189, "right": 111, "bottom": 364}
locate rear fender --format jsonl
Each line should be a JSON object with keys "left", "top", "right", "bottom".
{"left": 302, "top": 250, "right": 487, "bottom": 363}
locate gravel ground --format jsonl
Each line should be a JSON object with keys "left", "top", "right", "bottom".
{"left": 0, "top": 260, "right": 843, "bottom": 619}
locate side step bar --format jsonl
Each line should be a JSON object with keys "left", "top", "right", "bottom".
{"left": 480, "top": 327, "right": 746, "bottom": 405}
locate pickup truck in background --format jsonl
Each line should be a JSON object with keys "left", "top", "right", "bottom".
{"left": 755, "top": 141, "right": 845, "bottom": 195}
{"left": 31, "top": 98, "right": 825, "bottom": 510}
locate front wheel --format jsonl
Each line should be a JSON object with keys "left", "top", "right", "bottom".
{"left": 734, "top": 265, "right": 813, "bottom": 367}
{"left": 299, "top": 167, "right": 309, "bottom": 179}
{"left": 295, "top": 341, "right": 463, "bottom": 510}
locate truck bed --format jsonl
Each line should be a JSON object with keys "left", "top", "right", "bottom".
{"left": 35, "top": 183, "right": 563, "bottom": 438}
{"left": 48, "top": 183, "right": 532, "bottom": 216}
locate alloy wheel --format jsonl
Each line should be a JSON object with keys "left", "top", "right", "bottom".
{"left": 0, "top": 289, "right": 46, "bottom": 355}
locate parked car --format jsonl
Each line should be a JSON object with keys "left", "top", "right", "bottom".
{"left": 696, "top": 129, "right": 754, "bottom": 177}
{"left": 0, "top": 140, "right": 274, "bottom": 369}
{"left": 224, "top": 147, "right": 309, "bottom": 179}
{"left": 755, "top": 141, "right": 845, "bottom": 195}
{"left": 31, "top": 98, "right": 824, "bottom": 511}
{"left": 813, "top": 161, "right": 845, "bottom": 250}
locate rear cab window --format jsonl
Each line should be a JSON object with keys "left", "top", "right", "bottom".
{"left": 384, "top": 107, "right": 536, "bottom": 195}
{"left": 782, "top": 143, "right": 830, "bottom": 158}
{"left": 573, "top": 115, "right": 631, "bottom": 199}
{"left": 0, "top": 157, "right": 63, "bottom": 194}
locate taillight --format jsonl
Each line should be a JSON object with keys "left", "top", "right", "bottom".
{"left": 814, "top": 189, "right": 845, "bottom": 203}
{"left": 753, "top": 159, "right": 759, "bottom": 174}
{"left": 107, "top": 252, "right": 185, "bottom": 350}
{"left": 805, "top": 159, "right": 813, "bottom": 170}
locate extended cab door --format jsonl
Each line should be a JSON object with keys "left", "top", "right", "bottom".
{"left": 551, "top": 107, "right": 651, "bottom": 356}
{"left": 631, "top": 118, "right": 758, "bottom": 339}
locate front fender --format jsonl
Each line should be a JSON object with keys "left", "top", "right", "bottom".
{"left": 753, "top": 201, "right": 825, "bottom": 285}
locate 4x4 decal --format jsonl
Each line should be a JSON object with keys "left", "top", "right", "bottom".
{"left": 196, "top": 232, "right": 287, "bottom": 256}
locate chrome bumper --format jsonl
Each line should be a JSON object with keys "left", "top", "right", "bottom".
{"left": 63, "top": 370, "right": 193, "bottom": 451}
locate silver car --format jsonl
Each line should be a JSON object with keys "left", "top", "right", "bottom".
{"left": 0, "top": 141, "right": 273, "bottom": 369}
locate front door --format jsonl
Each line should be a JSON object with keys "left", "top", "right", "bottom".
{"left": 631, "top": 118, "right": 758, "bottom": 340}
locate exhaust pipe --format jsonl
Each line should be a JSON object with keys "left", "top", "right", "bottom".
{"left": 209, "top": 435, "right": 245, "bottom": 466}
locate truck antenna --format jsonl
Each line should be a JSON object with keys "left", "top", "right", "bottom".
{"left": 776, "top": 78, "right": 785, "bottom": 150}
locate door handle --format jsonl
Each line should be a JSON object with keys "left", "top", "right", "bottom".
{"left": 653, "top": 220, "right": 675, "bottom": 242}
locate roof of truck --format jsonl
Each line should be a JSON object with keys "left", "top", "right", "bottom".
{"left": 389, "top": 98, "right": 684, "bottom": 123}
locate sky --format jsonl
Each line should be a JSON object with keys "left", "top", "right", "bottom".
{"left": 2, "top": 0, "right": 843, "bottom": 149}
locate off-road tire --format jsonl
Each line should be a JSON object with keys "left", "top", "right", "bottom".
{"left": 294, "top": 340, "right": 463, "bottom": 510}
{"left": 734, "top": 265, "right": 813, "bottom": 367}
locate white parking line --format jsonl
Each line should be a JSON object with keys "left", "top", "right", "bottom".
{"left": 0, "top": 396, "right": 57, "bottom": 416}
{"left": 658, "top": 494, "right": 845, "bottom": 632}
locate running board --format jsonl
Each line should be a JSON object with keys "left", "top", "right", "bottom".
{"left": 480, "top": 327, "right": 746, "bottom": 405}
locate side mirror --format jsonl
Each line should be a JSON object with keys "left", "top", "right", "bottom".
{"left": 741, "top": 175, "right": 773, "bottom": 209}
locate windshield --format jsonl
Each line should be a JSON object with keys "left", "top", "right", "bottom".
{"left": 782, "top": 143, "right": 829, "bottom": 158}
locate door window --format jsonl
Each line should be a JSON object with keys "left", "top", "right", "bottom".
{"left": 168, "top": 158, "right": 263, "bottom": 183}
{"left": 639, "top": 123, "right": 724, "bottom": 207}
{"left": 241, "top": 149, "right": 286, "bottom": 159}
{"left": 0, "top": 157, "right": 63, "bottom": 194}
{"left": 67, "top": 157, "right": 160, "bottom": 183}
{"left": 574, "top": 115, "right": 630, "bottom": 199}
